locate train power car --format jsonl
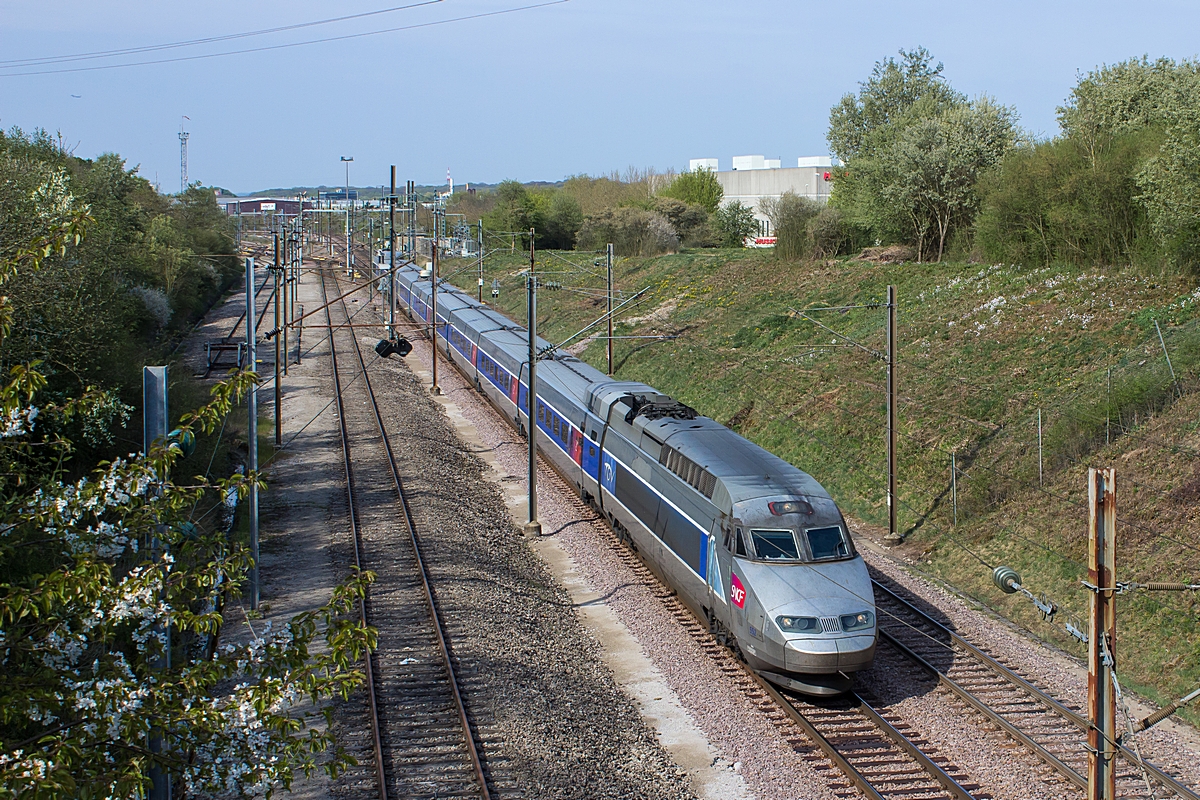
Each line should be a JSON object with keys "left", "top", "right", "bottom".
{"left": 391, "top": 263, "right": 876, "bottom": 695}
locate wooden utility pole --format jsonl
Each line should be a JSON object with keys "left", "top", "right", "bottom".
{"left": 1087, "top": 467, "right": 1117, "bottom": 800}
{"left": 884, "top": 284, "right": 901, "bottom": 545}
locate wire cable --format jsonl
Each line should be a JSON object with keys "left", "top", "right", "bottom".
{"left": 0, "top": 0, "right": 444, "bottom": 68}
{"left": 1, "top": 1, "right": 570, "bottom": 77}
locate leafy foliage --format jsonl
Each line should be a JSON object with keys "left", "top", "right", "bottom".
{"left": 828, "top": 48, "right": 1017, "bottom": 261}
{"left": 0, "top": 128, "right": 239, "bottom": 406}
{"left": 760, "top": 193, "right": 820, "bottom": 260}
{"left": 0, "top": 130, "right": 374, "bottom": 798}
{"left": 658, "top": 167, "right": 723, "bottom": 213}
{"left": 713, "top": 201, "right": 759, "bottom": 247}
{"left": 576, "top": 207, "right": 679, "bottom": 256}
{"left": 977, "top": 56, "right": 1200, "bottom": 271}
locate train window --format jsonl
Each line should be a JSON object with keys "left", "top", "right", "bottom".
{"left": 561, "top": 424, "right": 569, "bottom": 445}
{"left": 588, "top": 444, "right": 596, "bottom": 457}
{"left": 805, "top": 526, "right": 849, "bottom": 560}
{"left": 538, "top": 404, "right": 545, "bottom": 422}
{"left": 553, "top": 417, "right": 560, "bottom": 436}
{"left": 751, "top": 529, "right": 800, "bottom": 560}
{"left": 735, "top": 529, "right": 748, "bottom": 557}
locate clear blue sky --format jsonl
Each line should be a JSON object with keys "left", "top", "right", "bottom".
{"left": 2, "top": 0, "right": 1198, "bottom": 194}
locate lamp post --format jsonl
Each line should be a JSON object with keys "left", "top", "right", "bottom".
{"left": 341, "top": 156, "right": 353, "bottom": 276}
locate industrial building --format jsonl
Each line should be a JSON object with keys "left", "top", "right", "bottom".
{"left": 688, "top": 155, "right": 836, "bottom": 237}
{"left": 217, "top": 197, "right": 313, "bottom": 216}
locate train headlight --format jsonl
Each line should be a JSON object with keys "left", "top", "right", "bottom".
{"left": 840, "top": 611, "right": 875, "bottom": 632}
{"left": 776, "top": 615, "right": 819, "bottom": 633}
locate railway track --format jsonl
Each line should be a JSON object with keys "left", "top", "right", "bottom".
{"left": 382, "top": 268, "right": 993, "bottom": 799}
{"left": 377, "top": 255, "right": 1198, "bottom": 799}
{"left": 319, "top": 267, "right": 492, "bottom": 800}
{"left": 871, "top": 573, "right": 1200, "bottom": 800}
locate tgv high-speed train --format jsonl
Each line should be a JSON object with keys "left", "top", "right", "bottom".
{"left": 389, "top": 261, "right": 876, "bottom": 695}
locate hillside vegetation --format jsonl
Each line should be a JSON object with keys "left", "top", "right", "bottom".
{"left": 445, "top": 246, "right": 1200, "bottom": 717}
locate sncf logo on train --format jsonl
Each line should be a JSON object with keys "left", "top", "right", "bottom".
{"left": 730, "top": 573, "right": 746, "bottom": 608}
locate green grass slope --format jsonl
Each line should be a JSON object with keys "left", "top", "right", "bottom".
{"left": 445, "top": 247, "right": 1200, "bottom": 717}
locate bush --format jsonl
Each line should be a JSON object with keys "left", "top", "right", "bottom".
{"left": 806, "top": 206, "right": 850, "bottom": 257}
{"left": 975, "top": 133, "right": 1157, "bottom": 267}
{"left": 652, "top": 197, "right": 716, "bottom": 247}
{"left": 760, "top": 192, "right": 821, "bottom": 260}
{"left": 713, "top": 201, "right": 758, "bottom": 247}
{"left": 577, "top": 207, "right": 679, "bottom": 256}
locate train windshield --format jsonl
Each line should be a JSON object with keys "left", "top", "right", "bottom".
{"left": 805, "top": 526, "right": 851, "bottom": 560}
{"left": 750, "top": 529, "right": 800, "bottom": 560}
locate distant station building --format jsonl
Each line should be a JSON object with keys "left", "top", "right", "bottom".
{"left": 688, "top": 155, "right": 836, "bottom": 239}
{"left": 318, "top": 189, "right": 358, "bottom": 205}
{"left": 217, "top": 197, "right": 312, "bottom": 216}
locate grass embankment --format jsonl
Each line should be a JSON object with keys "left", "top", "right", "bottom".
{"left": 445, "top": 247, "right": 1200, "bottom": 718}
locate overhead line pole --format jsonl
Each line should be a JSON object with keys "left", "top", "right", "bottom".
{"left": 389, "top": 165, "right": 397, "bottom": 340}
{"left": 431, "top": 207, "right": 440, "bottom": 395}
{"left": 274, "top": 233, "right": 282, "bottom": 448}
{"left": 246, "top": 257, "right": 260, "bottom": 610}
{"left": 1087, "top": 467, "right": 1117, "bottom": 800}
{"left": 884, "top": 284, "right": 901, "bottom": 545}
{"left": 607, "top": 242, "right": 614, "bottom": 376}
{"left": 524, "top": 227, "right": 541, "bottom": 538}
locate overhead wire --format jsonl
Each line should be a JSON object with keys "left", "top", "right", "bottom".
{"left": 0, "top": 0, "right": 444, "bottom": 68}
{"left": 0, "top": 1, "right": 570, "bottom": 77}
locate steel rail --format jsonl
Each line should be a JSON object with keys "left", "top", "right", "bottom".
{"left": 749, "top": 674, "right": 887, "bottom": 800}
{"left": 873, "top": 578, "right": 1200, "bottom": 800}
{"left": 852, "top": 690, "right": 979, "bottom": 800}
{"left": 879, "top": 629, "right": 1087, "bottom": 790}
{"left": 327, "top": 268, "right": 492, "bottom": 800}
{"left": 319, "top": 274, "right": 389, "bottom": 800}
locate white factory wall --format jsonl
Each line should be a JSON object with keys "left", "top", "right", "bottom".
{"left": 715, "top": 166, "right": 833, "bottom": 235}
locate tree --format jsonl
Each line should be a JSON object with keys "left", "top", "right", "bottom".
{"left": 828, "top": 47, "right": 964, "bottom": 164}
{"left": 827, "top": 49, "right": 1017, "bottom": 260}
{"left": 659, "top": 167, "right": 723, "bottom": 213}
{"left": 0, "top": 163, "right": 375, "bottom": 798}
{"left": 1058, "top": 56, "right": 1200, "bottom": 166}
{"left": 713, "top": 201, "right": 758, "bottom": 247}
{"left": 576, "top": 208, "right": 678, "bottom": 256}
{"left": 1138, "top": 106, "right": 1200, "bottom": 269}
{"left": 651, "top": 197, "right": 716, "bottom": 247}
{"left": 882, "top": 99, "right": 1018, "bottom": 261}
{"left": 541, "top": 193, "right": 583, "bottom": 250}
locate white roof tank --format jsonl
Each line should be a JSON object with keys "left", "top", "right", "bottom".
{"left": 797, "top": 156, "right": 834, "bottom": 168}
{"left": 732, "top": 154, "right": 765, "bottom": 170}
{"left": 689, "top": 157, "right": 719, "bottom": 171}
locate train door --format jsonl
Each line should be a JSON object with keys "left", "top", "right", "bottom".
{"left": 708, "top": 518, "right": 734, "bottom": 632}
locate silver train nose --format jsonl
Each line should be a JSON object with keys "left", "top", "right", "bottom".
{"left": 784, "top": 634, "right": 876, "bottom": 673}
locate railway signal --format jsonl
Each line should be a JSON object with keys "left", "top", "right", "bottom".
{"left": 375, "top": 337, "right": 412, "bottom": 358}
